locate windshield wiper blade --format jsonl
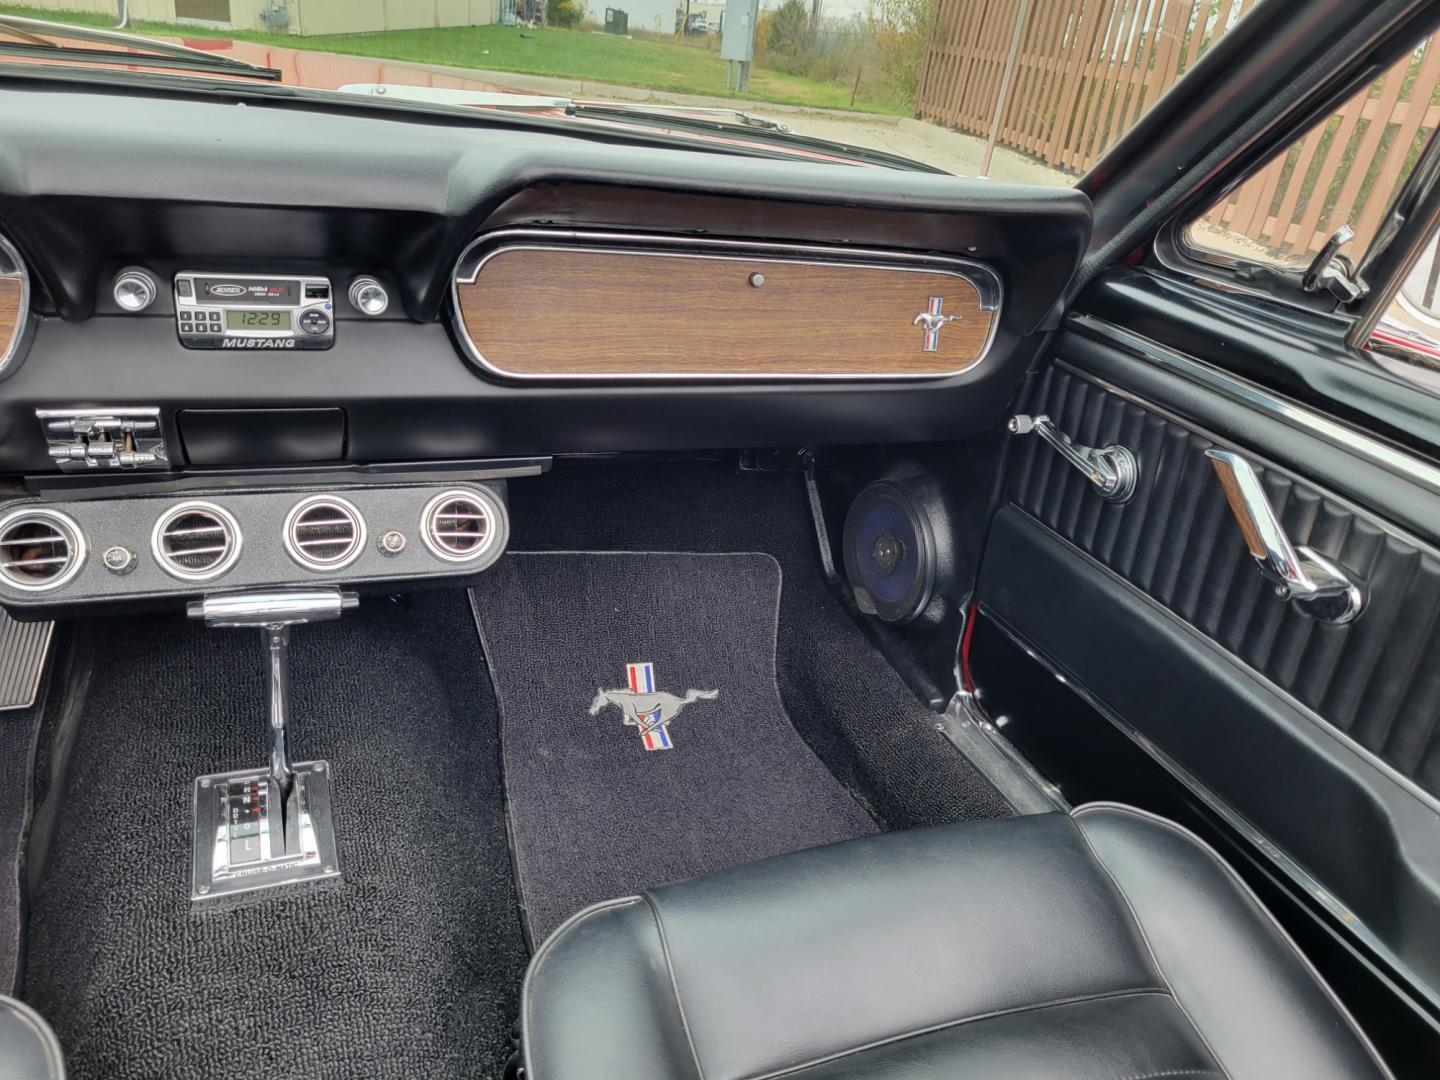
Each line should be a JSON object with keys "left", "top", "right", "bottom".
{"left": 565, "top": 102, "right": 947, "bottom": 174}
{"left": 568, "top": 102, "right": 792, "bottom": 133}
{"left": 0, "top": 15, "right": 281, "bottom": 81}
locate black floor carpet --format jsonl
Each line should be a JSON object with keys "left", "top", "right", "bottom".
{"left": 22, "top": 592, "right": 528, "bottom": 1080}
{"left": 506, "top": 459, "right": 1014, "bottom": 832}
{"left": 473, "top": 552, "right": 879, "bottom": 942}
{"left": 0, "top": 702, "right": 41, "bottom": 994}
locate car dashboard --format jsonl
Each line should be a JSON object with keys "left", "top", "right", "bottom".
{"left": 0, "top": 82, "right": 1090, "bottom": 612}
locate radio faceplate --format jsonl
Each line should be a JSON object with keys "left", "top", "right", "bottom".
{"left": 175, "top": 273, "right": 334, "bottom": 350}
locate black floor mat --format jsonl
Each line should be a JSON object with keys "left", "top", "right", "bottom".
{"left": 0, "top": 702, "right": 41, "bottom": 994}
{"left": 506, "top": 460, "right": 1014, "bottom": 832}
{"left": 22, "top": 593, "right": 528, "bottom": 1080}
{"left": 473, "top": 551, "right": 880, "bottom": 943}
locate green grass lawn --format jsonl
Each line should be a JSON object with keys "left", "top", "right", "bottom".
{"left": 0, "top": 5, "right": 906, "bottom": 114}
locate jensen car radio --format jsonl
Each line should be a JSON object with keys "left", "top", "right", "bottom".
{"left": 174, "top": 273, "right": 334, "bottom": 350}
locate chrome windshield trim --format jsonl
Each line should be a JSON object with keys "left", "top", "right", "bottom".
{"left": 1067, "top": 312, "right": 1440, "bottom": 499}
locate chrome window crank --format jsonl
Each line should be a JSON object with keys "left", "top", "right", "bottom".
{"left": 1009, "top": 414, "right": 1138, "bottom": 502}
{"left": 1205, "top": 450, "right": 1364, "bottom": 624}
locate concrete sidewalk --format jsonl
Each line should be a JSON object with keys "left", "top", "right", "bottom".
{"left": 406, "top": 59, "right": 1077, "bottom": 184}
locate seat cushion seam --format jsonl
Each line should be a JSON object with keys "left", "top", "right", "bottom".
{"left": 740, "top": 988, "right": 1174, "bottom": 1080}
{"left": 1114, "top": 1070, "right": 1223, "bottom": 1080}
{"left": 642, "top": 892, "right": 707, "bottom": 1080}
{"left": 1069, "top": 817, "right": 1234, "bottom": 1080}
{"left": 1074, "top": 802, "right": 1395, "bottom": 1080}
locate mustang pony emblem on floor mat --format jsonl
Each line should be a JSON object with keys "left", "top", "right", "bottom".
{"left": 589, "top": 662, "right": 718, "bottom": 751}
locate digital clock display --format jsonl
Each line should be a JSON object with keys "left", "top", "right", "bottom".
{"left": 225, "top": 309, "right": 292, "bottom": 331}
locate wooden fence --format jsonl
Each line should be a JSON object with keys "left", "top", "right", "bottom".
{"left": 916, "top": 0, "right": 1439, "bottom": 259}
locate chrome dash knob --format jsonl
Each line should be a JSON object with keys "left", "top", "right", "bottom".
{"left": 113, "top": 268, "right": 157, "bottom": 312}
{"left": 348, "top": 276, "right": 389, "bottom": 317}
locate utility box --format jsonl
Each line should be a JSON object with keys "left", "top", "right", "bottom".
{"left": 720, "top": 0, "right": 758, "bottom": 63}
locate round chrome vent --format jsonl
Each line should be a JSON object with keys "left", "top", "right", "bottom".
{"left": 0, "top": 508, "right": 85, "bottom": 592}
{"left": 284, "top": 495, "right": 366, "bottom": 572}
{"left": 151, "top": 501, "right": 241, "bottom": 581}
{"left": 421, "top": 488, "right": 504, "bottom": 565}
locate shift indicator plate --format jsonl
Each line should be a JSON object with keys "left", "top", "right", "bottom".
{"left": 191, "top": 761, "right": 340, "bottom": 901}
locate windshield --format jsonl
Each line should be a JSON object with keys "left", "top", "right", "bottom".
{"left": 1, "top": 0, "right": 1262, "bottom": 179}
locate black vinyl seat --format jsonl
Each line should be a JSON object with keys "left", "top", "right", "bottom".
{"left": 521, "top": 803, "right": 1392, "bottom": 1080}
{"left": 0, "top": 996, "right": 63, "bottom": 1080}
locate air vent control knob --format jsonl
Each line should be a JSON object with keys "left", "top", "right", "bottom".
{"left": 113, "top": 267, "right": 157, "bottom": 312}
{"left": 348, "top": 276, "right": 389, "bottom": 317}
{"left": 102, "top": 545, "right": 137, "bottom": 575}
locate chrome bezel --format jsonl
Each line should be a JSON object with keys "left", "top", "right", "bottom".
{"left": 450, "top": 228, "right": 1004, "bottom": 382}
{"left": 0, "top": 232, "right": 32, "bottom": 379}
{"left": 283, "top": 494, "right": 367, "bottom": 572}
{"left": 150, "top": 500, "right": 242, "bottom": 582}
{"left": 420, "top": 487, "right": 503, "bottom": 565}
{"left": 0, "top": 507, "right": 86, "bottom": 593}
{"left": 347, "top": 275, "right": 389, "bottom": 317}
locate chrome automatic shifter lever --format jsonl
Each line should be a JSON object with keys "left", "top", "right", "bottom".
{"left": 188, "top": 589, "right": 355, "bottom": 902}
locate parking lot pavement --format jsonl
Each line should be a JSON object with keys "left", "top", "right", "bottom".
{"left": 777, "top": 114, "right": 1075, "bottom": 185}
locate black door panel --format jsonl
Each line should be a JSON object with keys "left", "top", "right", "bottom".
{"left": 1007, "top": 362, "right": 1440, "bottom": 798}
{"left": 978, "top": 506, "right": 1440, "bottom": 998}
{"left": 977, "top": 337, "right": 1440, "bottom": 1026}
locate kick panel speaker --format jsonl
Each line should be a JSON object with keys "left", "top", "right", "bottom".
{"left": 842, "top": 476, "right": 948, "bottom": 624}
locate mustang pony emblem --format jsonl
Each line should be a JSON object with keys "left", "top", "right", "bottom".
{"left": 589, "top": 662, "right": 718, "bottom": 751}
{"left": 913, "top": 296, "right": 961, "bottom": 352}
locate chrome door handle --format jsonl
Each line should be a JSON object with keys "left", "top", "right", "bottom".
{"left": 1205, "top": 450, "right": 1363, "bottom": 624}
{"left": 1009, "top": 414, "right": 1138, "bottom": 502}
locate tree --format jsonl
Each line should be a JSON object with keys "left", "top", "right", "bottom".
{"left": 548, "top": 0, "right": 584, "bottom": 28}
{"left": 767, "top": 0, "right": 811, "bottom": 60}
{"left": 867, "top": 0, "right": 937, "bottom": 109}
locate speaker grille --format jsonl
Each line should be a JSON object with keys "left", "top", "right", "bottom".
{"left": 842, "top": 479, "right": 937, "bottom": 624}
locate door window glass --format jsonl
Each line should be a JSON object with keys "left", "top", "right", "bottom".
{"left": 1186, "top": 35, "right": 1440, "bottom": 272}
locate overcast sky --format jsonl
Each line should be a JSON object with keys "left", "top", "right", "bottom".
{"left": 752, "top": 0, "right": 873, "bottom": 18}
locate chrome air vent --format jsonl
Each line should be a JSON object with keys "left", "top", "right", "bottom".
{"left": 284, "top": 495, "right": 365, "bottom": 572}
{"left": 421, "top": 488, "right": 503, "bottom": 565}
{"left": 152, "top": 501, "right": 241, "bottom": 581}
{"left": 0, "top": 509, "right": 84, "bottom": 592}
